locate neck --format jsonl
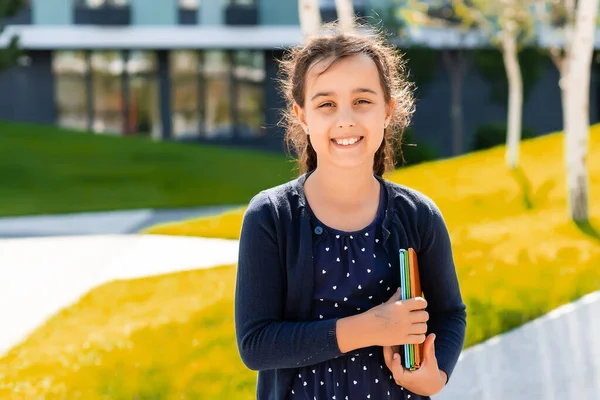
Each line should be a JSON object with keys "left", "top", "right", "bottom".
{"left": 307, "top": 164, "right": 378, "bottom": 208}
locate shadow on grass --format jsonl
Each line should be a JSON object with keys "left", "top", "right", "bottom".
{"left": 575, "top": 220, "right": 600, "bottom": 243}
{"left": 509, "top": 166, "right": 534, "bottom": 210}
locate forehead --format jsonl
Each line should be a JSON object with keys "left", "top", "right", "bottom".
{"left": 306, "top": 53, "right": 382, "bottom": 94}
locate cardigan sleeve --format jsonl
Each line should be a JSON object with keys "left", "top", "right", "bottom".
{"left": 418, "top": 196, "right": 467, "bottom": 383}
{"left": 234, "top": 191, "right": 343, "bottom": 371}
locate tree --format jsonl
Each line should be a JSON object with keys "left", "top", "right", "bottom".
{"left": 387, "top": 1, "right": 473, "bottom": 156}
{"left": 498, "top": 5, "right": 526, "bottom": 169}
{"left": 0, "top": 0, "right": 25, "bottom": 72}
{"left": 442, "top": 47, "right": 470, "bottom": 156}
{"left": 537, "top": 0, "right": 598, "bottom": 222}
{"left": 335, "top": 0, "right": 356, "bottom": 32}
{"left": 403, "top": 1, "right": 477, "bottom": 156}
{"left": 453, "top": 0, "right": 537, "bottom": 168}
{"left": 298, "top": 0, "right": 322, "bottom": 38}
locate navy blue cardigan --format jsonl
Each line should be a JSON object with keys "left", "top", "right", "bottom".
{"left": 234, "top": 172, "right": 467, "bottom": 400}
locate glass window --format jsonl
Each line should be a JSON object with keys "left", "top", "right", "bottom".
{"left": 90, "top": 51, "right": 124, "bottom": 134}
{"left": 233, "top": 50, "right": 265, "bottom": 138}
{"left": 179, "top": 0, "right": 199, "bottom": 10}
{"left": 127, "top": 51, "right": 161, "bottom": 139}
{"left": 79, "top": 0, "right": 130, "bottom": 7}
{"left": 225, "top": 0, "right": 256, "bottom": 6}
{"left": 204, "top": 51, "right": 232, "bottom": 139}
{"left": 53, "top": 51, "right": 88, "bottom": 131}
{"left": 170, "top": 51, "right": 202, "bottom": 139}
{"left": 53, "top": 51, "right": 88, "bottom": 75}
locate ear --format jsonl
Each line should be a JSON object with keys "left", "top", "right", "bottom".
{"left": 293, "top": 103, "right": 308, "bottom": 133}
{"left": 385, "top": 98, "right": 396, "bottom": 127}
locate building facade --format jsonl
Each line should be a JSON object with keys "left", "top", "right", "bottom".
{"left": 0, "top": 0, "right": 312, "bottom": 150}
{"left": 0, "top": 0, "right": 599, "bottom": 156}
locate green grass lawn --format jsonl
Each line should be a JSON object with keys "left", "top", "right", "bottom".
{"left": 1, "top": 124, "right": 600, "bottom": 399}
{"left": 0, "top": 121, "right": 295, "bottom": 217}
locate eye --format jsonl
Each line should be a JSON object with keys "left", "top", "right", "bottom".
{"left": 356, "top": 99, "right": 372, "bottom": 105}
{"left": 318, "top": 102, "right": 334, "bottom": 108}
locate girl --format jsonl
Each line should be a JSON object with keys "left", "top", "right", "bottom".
{"left": 235, "top": 22, "right": 466, "bottom": 400}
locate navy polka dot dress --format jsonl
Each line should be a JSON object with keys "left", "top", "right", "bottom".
{"left": 288, "top": 183, "right": 427, "bottom": 400}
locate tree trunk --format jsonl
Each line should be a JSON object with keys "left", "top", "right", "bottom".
{"left": 561, "top": 82, "right": 568, "bottom": 137}
{"left": 335, "top": 0, "right": 356, "bottom": 32}
{"left": 443, "top": 49, "right": 468, "bottom": 156}
{"left": 298, "top": 0, "right": 322, "bottom": 38}
{"left": 563, "top": 0, "right": 598, "bottom": 222}
{"left": 450, "top": 70, "right": 464, "bottom": 156}
{"left": 501, "top": 28, "right": 523, "bottom": 169}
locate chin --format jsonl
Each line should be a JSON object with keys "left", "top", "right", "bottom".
{"left": 329, "top": 157, "right": 374, "bottom": 172}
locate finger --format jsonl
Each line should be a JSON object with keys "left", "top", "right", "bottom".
{"left": 410, "top": 322, "right": 428, "bottom": 335}
{"left": 403, "top": 297, "right": 428, "bottom": 311}
{"left": 405, "top": 333, "right": 426, "bottom": 345}
{"left": 409, "top": 310, "right": 429, "bottom": 323}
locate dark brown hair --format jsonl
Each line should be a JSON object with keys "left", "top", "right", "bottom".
{"left": 278, "top": 21, "right": 416, "bottom": 176}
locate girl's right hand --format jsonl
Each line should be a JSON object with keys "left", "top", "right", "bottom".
{"left": 368, "top": 287, "right": 429, "bottom": 347}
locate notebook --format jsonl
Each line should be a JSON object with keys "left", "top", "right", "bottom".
{"left": 399, "top": 248, "right": 423, "bottom": 371}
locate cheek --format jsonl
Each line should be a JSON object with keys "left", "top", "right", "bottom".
{"left": 309, "top": 133, "right": 331, "bottom": 155}
{"left": 366, "top": 120, "right": 385, "bottom": 144}
{"left": 305, "top": 115, "right": 330, "bottom": 145}
{"left": 370, "top": 133, "right": 385, "bottom": 154}
{"left": 306, "top": 129, "right": 328, "bottom": 153}
{"left": 306, "top": 111, "right": 330, "bottom": 127}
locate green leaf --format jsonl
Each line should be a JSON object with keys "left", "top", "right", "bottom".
{"left": 0, "top": 0, "right": 26, "bottom": 72}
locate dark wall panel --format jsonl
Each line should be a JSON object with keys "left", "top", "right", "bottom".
{"left": 263, "top": 49, "right": 287, "bottom": 152}
{"left": 0, "top": 51, "right": 56, "bottom": 125}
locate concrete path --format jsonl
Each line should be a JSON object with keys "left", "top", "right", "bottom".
{"left": 434, "top": 289, "right": 600, "bottom": 400}
{"left": 0, "top": 234, "right": 239, "bottom": 357}
{"left": 0, "top": 205, "right": 242, "bottom": 238}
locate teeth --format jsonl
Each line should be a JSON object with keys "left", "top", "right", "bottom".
{"left": 335, "top": 137, "right": 360, "bottom": 145}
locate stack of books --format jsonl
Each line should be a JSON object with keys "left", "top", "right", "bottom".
{"left": 399, "top": 248, "right": 423, "bottom": 371}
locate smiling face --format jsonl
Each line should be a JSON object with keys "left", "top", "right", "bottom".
{"left": 294, "top": 53, "right": 394, "bottom": 172}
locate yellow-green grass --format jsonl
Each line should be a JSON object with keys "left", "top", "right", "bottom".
{"left": 141, "top": 205, "right": 248, "bottom": 240}
{"left": 0, "top": 266, "right": 256, "bottom": 400}
{"left": 2, "top": 126, "right": 599, "bottom": 399}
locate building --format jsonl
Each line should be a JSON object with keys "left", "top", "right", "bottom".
{"left": 1, "top": 0, "right": 599, "bottom": 157}
{"left": 0, "top": 0, "right": 312, "bottom": 151}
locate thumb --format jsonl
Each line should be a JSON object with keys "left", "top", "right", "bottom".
{"left": 392, "top": 351, "right": 405, "bottom": 380}
{"left": 422, "top": 333, "right": 437, "bottom": 365}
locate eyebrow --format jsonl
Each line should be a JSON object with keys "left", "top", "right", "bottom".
{"left": 310, "top": 87, "right": 378, "bottom": 101}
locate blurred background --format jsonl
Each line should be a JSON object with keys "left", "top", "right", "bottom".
{"left": 0, "top": 0, "right": 599, "bottom": 399}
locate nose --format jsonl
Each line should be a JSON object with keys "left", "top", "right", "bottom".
{"left": 336, "top": 105, "right": 355, "bottom": 128}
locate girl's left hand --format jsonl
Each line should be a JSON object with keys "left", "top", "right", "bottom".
{"left": 383, "top": 333, "right": 448, "bottom": 397}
